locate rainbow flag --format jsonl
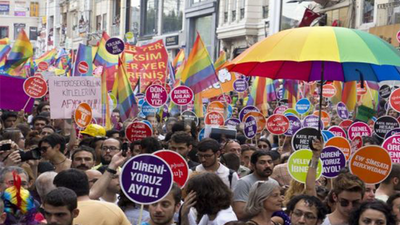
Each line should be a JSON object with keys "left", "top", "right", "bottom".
{"left": 194, "top": 92, "right": 204, "bottom": 118}
{"left": 214, "top": 50, "right": 227, "bottom": 72}
{"left": 181, "top": 34, "right": 218, "bottom": 94}
{"left": 73, "top": 44, "right": 93, "bottom": 76}
{"left": 266, "top": 79, "right": 278, "bottom": 101}
{"left": 93, "top": 31, "right": 118, "bottom": 68}
{"left": 0, "top": 44, "right": 11, "bottom": 68}
{"left": 173, "top": 49, "right": 185, "bottom": 72}
{"left": 247, "top": 77, "right": 268, "bottom": 116}
{"left": 112, "top": 54, "right": 138, "bottom": 121}
{"left": 4, "top": 29, "right": 33, "bottom": 73}
{"left": 0, "top": 38, "right": 9, "bottom": 45}
{"left": 331, "top": 81, "right": 343, "bottom": 105}
{"left": 34, "top": 48, "right": 57, "bottom": 67}
{"left": 361, "top": 81, "right": 379, "bottom": 110}
{"left": 342, "top": 81, "right": 357, "bottom": 111}
{"left": 282, "top": 80, "right": 299, "bottom": 108}
{"left": 55, "top": 48, "right": 69, "bottom": 70}
{"left": 101, "top": 67, "right": 112, "bottom": 130}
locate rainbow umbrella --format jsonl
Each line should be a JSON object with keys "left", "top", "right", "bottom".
{"left": 225, "top": 26, "right": 400, "bottom": 134}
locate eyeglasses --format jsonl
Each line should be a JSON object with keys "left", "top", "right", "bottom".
{"left": 338, "top": 198, "right": 360, "bottom": 208}
{"left": 292, "top": 209, "right": 317, "bottom": 221}
{"left": 196, "top": 153, "right": 215, "bottom": 159}
{"left": 40, "top": 146, "right": 50, "bottom": 153}
{"left": 101, "top": 146, "right": 120, "bottom": 151}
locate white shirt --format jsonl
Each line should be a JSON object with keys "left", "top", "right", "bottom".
{"left": 194, "top": 163, "right": 239, "bottom": 190}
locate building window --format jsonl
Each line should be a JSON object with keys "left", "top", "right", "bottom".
{"left": 143, "top": 0, "right": 158, "bottom": 35}
{"left": 129, "top": 0, "right": 140, "bottom": 34}
{"left": 29, "top": 27, "right": 38, "bottom": 40}
{"left": 194, "top": 15, "right": 212, "bottom": 55}
{"left": 262, "top": 5, "right": 268, "bottom": 18}
{"left": 232, "top": 10, "right": 236, "bottom": 21}
{"left": 0, "top": 26, "right": 8, "bottom": 39}
{"left": 362, "top": 0, "right": 374, "bottom": 23}
{"left": 102, "top": 13, "right": 107, "bottom": 30}
{"left": 30, "top": 2, "right": 39, "bottom": 17}
{"left": 240, "top": 8, "right": 244, "bottom": 19}
{"left": 162, "top": 0, "right": 183, "bottom": 34}
{"left": 14, "top": 23, "right": 25, "bottom": 39}
{"left": 240, "top": 0, "right": 245, "bottom": 19}
{"left": 113, "top": 0, "right": 121, "bottom": 25}
{"left": 0, "top": 1, "right": 10, "bottom": 16}
{"left": 224, "top": 12, "right": 228, "bottom": 23}
{"left": 96, "top": 15, "right": 102, "bottom": 30}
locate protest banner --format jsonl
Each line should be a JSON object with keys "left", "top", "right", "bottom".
{"left": 233, "top": 79, "right": 248, "bottom": 93}
{"left": 0, "top": 75, "right": 34, "bottom": 112}
{"left": 390, "top": 88, "right": 400, "bottom": 113}
{"left": 322, "top": 84, "right": 336, "bottom": 98}
{"left": 125, "top": 40, "right": 168, "bottom": 92}
{"left": 154, "top": 150, "right": 189, "bottom": 188}
{"left": 266, "top": 114, "right": 290, "bottom": 135}
{"left": 349, "top": 145, "right": 392, "bottom": 184}
{"left": 292, "top": 127, "right": 320, "bottom": 151}
{"left": 182, "top": 111, "right": 199, "bottom": 126}
{"left": 374, "top": 116, "right": 400, "bottom": 139}
{"left": 201, "top": 69, "right": 237, "bottom": 98}
{"left": 126, "top": 121, "right": 153, "bottom": 142}
{"left": 382, "top": 136, "right": 400, "bottom": 163}
{"left": 225, "top": 118, "right": 241, "bottom": 128}
{"left": 74, "top": 103, "right": 92, "bottom": 128}
{"left": 239, "top": 105, "right": 260, "bottom": 121}
{"left": 336, "top": 102, "right": 349, "bottom": 119}
{"left": 244, "top": 116, "right": 257, "bottom": 139}
{"left": 295, "top": 98, "right": 311, "bottom": 115}
{"left": 205, "top": 112, "right": 224, "bottom": 126}
{"left": 120, "top": 154, "right": 173, "bottom": 204}
{"left": 303, "top": 115, "right": 324, "bottom": 130}
{"left": 284, "top": 115, "right": 302, "bottom": 136}
{"left": 145, "top": 84, "right": 168, "bottom": 108}
{"left": 325, "top": 136, "right": 351, "bottom": 161}
{"left": 48, "top": 76, "right": 101, "bottom": 119}
{"left": 274, "top": 105, "right": 288, "bottom": 115}
{"left": 320, "top": 146, "right": 346, "bottom": 178}
{"left": 105, "top": 37, "right": 125, "bottom": 55}
{"left": 379, "top": 85, "right": 391, "bottom": 99}
{"left": 348, "top": 121, "right": 372, "bottom": 140}
{"left": 170, "top": 86, "right": 193, "bottom": 106}
{"left": 243, "top": 111, "right": 266, "bottom": 134}
{"left": 207, "top": 101, "right": 225, "bottom": 115}
{"left": 23, "top": 76, "right": 47, "bottom": 98}
{"left": 328, "top": 126, "right": 347, "bottom": 138}
{"left": 287, "top": 149, "right": 323, "bottom": 183}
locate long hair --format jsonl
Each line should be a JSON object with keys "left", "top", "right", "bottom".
{"left": 245, "top": 180, "right": 280, "bottom": 217}
{"left": 349, "top": 200, "right": 395, "bottom": 225}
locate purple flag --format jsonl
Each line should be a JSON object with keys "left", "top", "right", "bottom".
{"left": 0, "top": 75, "right": 34, "bottom": 112}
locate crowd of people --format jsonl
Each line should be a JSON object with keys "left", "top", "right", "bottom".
{"left": 0, "top": 95, "right": 398, "bottom": 225}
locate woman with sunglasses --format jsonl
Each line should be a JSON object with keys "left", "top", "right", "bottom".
{"left": 244, "top": 180, "right": 284, "bottom": 225}
{"left": 349, "top": 201, "right": 396, "bottom": 225}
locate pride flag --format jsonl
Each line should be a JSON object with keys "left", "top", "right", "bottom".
{"left": 0, "top": 44, "right": 11, "bottom": 68}
{"left": 73, "top": 44, "right": 93, "bottom": 76}
{"left": 342, "top": 81, "right": 357, "bottom": 111}
{"left": 361, "top": 81, "right": 379, "bottom": 110}
{"left": 93, "top": 31, "right": 118, "bottom": 68}
{"left": 4, "top": 29, "right": 33, "bottom": 73}
{"left": 214, "top": 50, "right": 227, "bottom": 72}
{"left": 247, "top": 77, "right": 268, "bottom": 116}
{"left": 194, "top": 92, "right": 204, "bottom": 118}
{"left": 112, "top": 54, "right": 138, "bottom": 121}
{"left": 172, "top": 49, "right": 185, "bottom": 72}
{"left": 0, "top": 38, "right": 9, "bottom": 45}
{"left": 282, "top": 80, "right": 299, "bottom": 108}
{"left": 101, "top": 67, "right": 112, "bottom": 130}
{"left": 330, "top": 81, "right": 343, "bottom": 105}
{"left": 34, "top": 48, "right": 57, "bottom": 67}
{"left": 181, "top": 34, "right": 218, "bottom": 94}
{"left": 55, "top": 48, "right": 69, "bottom": 70}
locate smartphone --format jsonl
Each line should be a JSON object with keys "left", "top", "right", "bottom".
{"left": 0, "top": 143, "right": 11, "bottom": 151}
{"left": 122, "top": 143, "right": 128, "bottom": 157}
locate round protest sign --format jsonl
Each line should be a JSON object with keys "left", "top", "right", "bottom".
{"left": 207, "top": 101, "right": 225, "bottom": 115}
{"left": 349, "top": 145, "right": 392, "bottom": 184}
{"left": 321, "top": 130, "right": 335, "bottom": 142}
{"left": 182, "top": 111, "right": 199, "bottom": 125}
{"left": 217, "top": 94, "right": 232, "bottom": 104}
{"left": 380, "top": 85, "right": 391, "bottom": 99}
{"left": 38, "top": 61, "right": 49, "bottom": 71}
{"left": 274, "top": 105, "right": 288, "bottom": 115}
{"left": 170, "top": 86, "right": 193, "bottom": 106}
{"left": 141, "top": 101, "right": 158, "bottom": 116}
{"left": 325, "top": 136, "right": 351, "bottom": 161}
{"left": 303, "top": 115, "right": 324, "bottom": 130}
{"left": 351, "top": 136, "right": 363, "bottom": 154}
{"left": 105, "top": 37, "right": 125, "bottom": 55}
{"left": 225, "top": 118, "right": 241, "bottom": 128}
{"left": 385, "top": 128, "right": 400, "bottom": 139}
{"left": 23, "top": 76, "right": 48, "bottom": 98}
{"left": 292, "top": 127, "right": 321, "bottom": 151}
{"left": 284, "top": 109, "right": 300, "bottom": 117}
{"left": 233, "top": 79, "right": 248, "bottom": 92}
{"left": 244, "top": 116, "right": 257, "bottom": 139}
{"left": 328, "top": 126, "right": 347, "bottom": 138}
{"left": 205, "top": 111, "right": 224, "bottom": 126}
{"left": 337, "top": 102, "right": 349, "bottom": 119}
{"left": 322, "top": 84, "right": 336, "bottom": 98}
{"left": 243, "top": 111, "right": 266, "bottom": 134}
{"left": 126, "top": 121, "right": 153, "bottom": 142}
{"left": 321, "top": 146, "right": 346, "bottom": 178}
{"left": 382, "top": 136, "right": 400, "bottom": 163}
{"left": 295, "top": 98, "right": 311, "bottom": 115}
{"left": 145, "top": 84, "right": 168, "bottom": 108}
{"left": 339, "top": 119, "right": 353, "bottom": 130}
{"left": 284, "top": 115, "right": 302, "bottom": 136}
{"left": 78, "top": 61, "right": 89, "bottom": 74}
{"left": 287, "top": 149, "right": 323, "bottom": 183}
{"left": 374, "top": 116, "right": 400, "bottom": 139}
{"left": 389, "top": 88, "right": 400, "bottom": 113}
{"left": 266, "top": 114, "right": 290, "bottom": 135}
{"left": 74, "top": 103, "right": 92, "bottom": 128}
{"left": 154, "top": 150, "right": 189, "bottom": 188}
{"left": 239, "top": 106, "right": 260, "bottom": 122}
{"left": 312, "top": 111, "right": 330, "bottom": 128}
{"left": 348, "top": 121, "right": 372, "bottom": 140}
{"left": 120, "top": 154, "right": 173, "bottom": 204}
{"left": 125, "top": 32, "right": 134, "bottom": 40}
{"left": 198, "top": 129, "right": 205, "bottom": 141}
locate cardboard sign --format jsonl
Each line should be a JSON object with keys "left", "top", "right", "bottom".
{"left": 379, "top": 85, "right": 391, "bottom": 99}
{"left": 74, "top": 103, "right": 92, "bottom": 128}
{"left": 339, "top": 119, "right": 353, "bottom": 130}
{"left": 38, "top": 61, "right": 49, "bottom": 71}
{"left": 374, "top": 116, "right": 400, "bottom": 139}
{"left": 348, "top": 121, "right": 372, "bottom": 140}
{"left": 126, "top": 121, "right": 153, "bottom": 142}
{"left": 244, "top": 116, "right": 257, "bottom": 139}
{"left": 385, "top": 128, "right": 400, "bottom": 139}
{"left": 48, "top": 76, "right": 101, "bottom": 119}
{"left": 313, "top": 111, "right": 330, "bottom": 128}
{"left": 205, "top": 112, "right": 224, "bottom": 126}
{"left": 287, "top": 149, "right": 323, "bottom": 183}
{"left": 295, "top": 98, "right": 311, "bottom": 115}
{"left": 243, "top": 111, "right": 266, "bottom": 134}
{"left": 120, "top": 154, "right": 173, "bottom": 204}
{"left": 145, "top": 84, "right": 168, "bottom": 108}
{"left": 292, "top": 127, "right": 320, "bottom": 151}
{"left": 154, "top": 150, "right": 190, "bottom": 188}
{"left": 239, "top": 105, "right": 260, "bottom": 121}
{"left": 325, "top": 136, "right": 351, "bottom": 161}
{"left": 349, "top": 145, "right": 392, "bottom": 184}
{"left": 233, "top": 79, "right": 248, "bottom": 93}
{"left": 382, "top": 136, "right": 400, "bottom": 163}
{"left": 266, "top": 114, "right": 290, "bottom": 135}
{"left": 303, "top": 115, "right": 324, "bottom": 130}
{"left": 105, "top": 37, "right": 125, "bottom": 55}
{"left": 23, "top": 76, "right": 48, "bottom": 98}
{"left": 328, "top": 126, "right": 347, "bottom": 138}
{"left": 182, "top": 111, "right": 199, "bottom": 126}
{"left": 390, "top": 88, "right": 400, "bottom": 113}
{"left": 321, "top": 146, "right": 346, "bottom": 178}
{"left": 337, "top": 102, "right": 349, "bottom": 119}
{"left": 322, "top": 84, "right": 336, "bottom": 98}
{"left": 225, "top": 118, "right": 241, "bottom": 128}
{"left": 285, "top": 115, "right": 302, "bottom": 136}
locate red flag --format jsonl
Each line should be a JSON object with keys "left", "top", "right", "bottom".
{"left": 298, "top": 8, "right": 320, "bottom": 27}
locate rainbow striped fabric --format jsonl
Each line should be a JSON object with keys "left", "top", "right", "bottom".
{"left": 342, "top": 81, "right": 357, "bottom": 111}
{"left": 101, "top": 67, "right": 112, "bottom": 130}
{"left": 214, "top": 50, "right": 227, "bottom": 72}
{"left": 34, "top": 48, "right": 57, "bottom": 67}
{"left": 73, "top": 44, "right": 93, "bottom": 76}
{"left": 4, "top": 29, "right": 33, "bottom": 73}
{"left": 173, "top": 48, "right": 185, "bottom": 72}
{"left": 181, "top": 34, "right": 218, "bottom": 94}
{"left": 247, "top": 77, "right": 268, "bottom": 116}
{"left": 93, "top": 31, "right": 118, "bottom": 68}
{"left": 0, "top": 44, "right": 11, "bottom": 68}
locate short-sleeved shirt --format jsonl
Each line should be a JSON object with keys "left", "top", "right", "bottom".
{"left": 194, "top": 163, "right": 239, "bottom": 190}
{"left": 233, "top": 173, "right": 278, "bottom": 202}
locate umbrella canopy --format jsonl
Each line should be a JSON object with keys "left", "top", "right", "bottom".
{"left": 226, "top": 27, "right": 400, "bottom": 82}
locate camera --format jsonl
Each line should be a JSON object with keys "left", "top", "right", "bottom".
{"left": 19, "top": 147, "right": 41, "bottom": 162}
{"left": 0, "top": 143, "right": 11, "bottom": 151}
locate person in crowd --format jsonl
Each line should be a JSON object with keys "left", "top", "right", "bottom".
{"left": 80, "top": 124, "right": 106, "bottom": 139}
{"left": 0, "top": 166, "right": 30, "bottom": 192}
{"left": 85, "top": 169, "right": 102, "bottom": 189}
{"left": 141, "top": 136, "right": 162, "bottom": 154}
{"left": 1, "top": 111, "right": 17, "bottom": 129}
{"left": 348, "top": 201, "right": 396, "bottom": 225}
{"left": 386, "top": 193, "right": 400, "bottom": 224}
{"left": 71, "top": 146, "right": 96, "bottom": 171}
{"left": 42, "top": 187, "right": 80, "bottom": 225}
{"left": 35, "top": 171, "right": 57, "bottom": 203}
{"left": 220, "top": 153, "right": 241, "bottom": 173}
{"left": 130, "top": 140, "right": 142, "bottom": 157}
{"left": 31, "top": 115, "right": 49, "bottom": 132}
{"left": 169, "top": 131, "right": 199, "bottom": 168}
{"left": 89, "top": 136, "right": 107, "bottom": 165}
{"left": 95, "top": 137, "right": 121, "bottom": 168}
{"left": 257, "top": 138, "right": 272, "bottom": 151}
{"left": 39, "top": 133, "right": 71, "bottom": 172}
{"left": 97, "top": 165, "right": 120, "bottom": 204}
{"left": 286, "top": 194, "right": 328, "bottom": 225}
{"left": 222, "top": 139, "right": 242, "bottom": 157}
{"left": 0, "top": 199, "right": 6, "bottom": 224}
{"left": 40, "top": 125, "right": 55, "bottom": 137}
{"left": 363, "top": 184, "right": 377, "bottom": 202}
{"left": 375, "top": 164, "right": 400, "bottom": 201}
{"left": 240, "top": 145, "right": 256, "bottom": 168}
{"left": 118, "top": 190, "right": 150, "bottom": 225}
